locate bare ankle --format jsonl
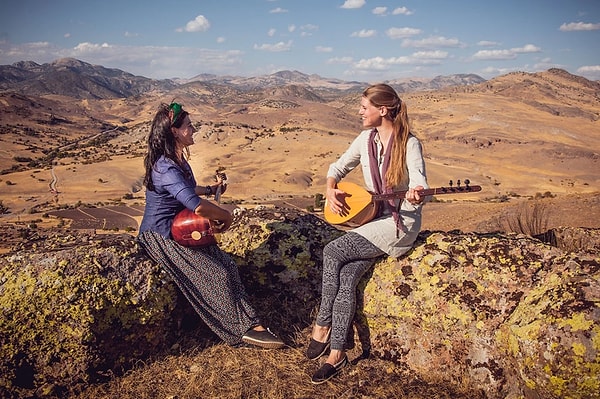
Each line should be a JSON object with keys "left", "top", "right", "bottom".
{"left": 312, "top": 324, "right": 330, "bottom": 342}
{"left": 327, "top": 350, "right": 345, "bottom": 365}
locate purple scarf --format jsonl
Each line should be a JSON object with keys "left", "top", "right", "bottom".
{"left": 368, "top": 128, "right": 404, "bottom": 235}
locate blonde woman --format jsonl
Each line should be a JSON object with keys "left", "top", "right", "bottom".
{"left": 307, "top": 84, "right": 428, "bottom": 384}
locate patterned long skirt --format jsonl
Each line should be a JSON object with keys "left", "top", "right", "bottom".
{"left": 138, "top": 230, "right": 260, "bottom": 346}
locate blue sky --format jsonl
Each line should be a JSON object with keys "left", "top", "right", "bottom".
{"left": 1, "top": 0, "right": 599, "bottom": 82}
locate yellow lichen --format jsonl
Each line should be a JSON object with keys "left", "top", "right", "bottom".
{"left": 571, "top": 342, "right": 586, "bottom": 357}
{"left": 557, "top": 312, "right": 594, "bottom": 332}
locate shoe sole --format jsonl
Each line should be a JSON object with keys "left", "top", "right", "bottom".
{"left": 310, "top": 368, "right": 342, "bottom": 385}
{"left": 241, "top": 336, "right": 285, "bottom": 349}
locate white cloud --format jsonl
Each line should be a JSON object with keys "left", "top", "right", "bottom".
{"left": 270, "top": 7, "right": 288, "bottom": 13}
{"left": 301, "top": 24, "right": 319, "bottom": 32}
{"left": 64, "top": 33, "right": 71, "bottom": 39}
{"left": 577, "top": 65, "right": 600, "bottom": 80}
{"left": 478, "top": 40, "right": 499, "bottom": 47}
{"left": 472, "top": 49, "right": 517, "bottom": 60}
{"left": 472, "top": 44, "right": 541, "bottom": 60}
{"left": 578, "top": 65, "right": 600, "bottom": 73}
{"left": 385, "top": 27, "right": 421, "bottom": 39}
{"left": 392, "top": 7, "right": 413, "bottom": 16}
{"left": 402, "top": 36, "right": 464, "bottom": 48}
{"left": 299, "top": 24, "right": 318, "bottom": 37}
{"left": 326, "top": 56, "right": 354, "bottom": 65}
{"left": 216, "top": 37, "right": 226, "bottom": 43}
{"left": 513, "top": 44, "right": 541, "bottom": 53}
{"left": 351, "top": 29, "right": 376, "bottom": 38}
{"left": 178, "top": 15, "right": 210, "bottom": 33}
{"left": 559, "top": 22, "right": 600, "bottom": 31}
{"left": 0, "top": 41, "right": 62, "bottom": 61}
{"left": 411, "top": 50, "right": 449, "bottom": 61}
{"left": 373, "top": 7, "right": 387, "bottom": 16}
{"left": 533, "top": 58, "right": 562, "bottom": 71}
{"left": 341, "top": 0, "right": 365, "bottom": 9}
{"left": 288, "top": 25, "right": 296, "bottom": 33}
{"left": 316, "top": 46, "right": 333, "bottom": 53}
{"left": 268, "top": 28, "right": 276, "bottom": 37}
{"left": 353, "top": 50, "right": 447, "bottom": 71}
{"left": 0, "top": 40, "right": 245, "bottom": 79}
{"left": 74, "top": 42, "right": 112, "bottom": 52}
{"left": 480, "top": 65, "right": 520, "bottom": 77}
{"left": 253, "top": 40, "right": 292, "bottom": 52}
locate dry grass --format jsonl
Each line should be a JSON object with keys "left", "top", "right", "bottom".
{"left": 74, "top": 330, "right": 485, "bottom": 399}
{"left": 502, "top": 201, "right": 549, "bottom": 236}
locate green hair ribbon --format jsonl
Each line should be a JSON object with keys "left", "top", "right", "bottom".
{"left": 168, "top": 102, "right": 183, "bottom": 126}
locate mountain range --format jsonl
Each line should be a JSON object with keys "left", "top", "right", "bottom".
{"left": 0, "top": 57, "right": 485, "bottom": 99}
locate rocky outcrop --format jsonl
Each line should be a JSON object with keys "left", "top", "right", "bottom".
{"left": 0, "top": 208, "right": 342, "bottom": 398}
{"left": 0, "top": 207, "right": 598, "bottom": 398}
{"left": 0, "top": 231, "right": 179, "bottom": 398}
{"left": 359, "top": 231, "right": 599, "bottom": 399}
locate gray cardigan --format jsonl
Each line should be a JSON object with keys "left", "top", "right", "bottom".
{"left": 327, "top": 129, "right": 429, "bottom": 258}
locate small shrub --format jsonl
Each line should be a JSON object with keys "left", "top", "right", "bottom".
{"left": 504, "top": 201, "right": 549, "bottom": 237}
{"left": 314, "top": 193, "right": 325, "bottom": 209}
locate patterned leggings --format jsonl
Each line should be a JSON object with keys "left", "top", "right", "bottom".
{"left": 138, "top": 231, "right": 260, "bottom": 346}
{"left": 316, "top": 232, "right": 385, "bottom": 351}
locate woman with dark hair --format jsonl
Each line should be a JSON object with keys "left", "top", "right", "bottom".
{"left": 307, "top": 84, "right": 429, "bottom": 383}
{"left": 138, "top": 102, "right": 284, "bottom": 349}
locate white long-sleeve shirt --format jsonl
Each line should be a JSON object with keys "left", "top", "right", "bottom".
{"left": 327, "top": 129, "right": 429, "bottom": 258}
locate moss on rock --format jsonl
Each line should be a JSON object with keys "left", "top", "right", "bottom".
{"left": 0, "top": 210, "right": 597, "bottom": 399}
{"left": 361, "top": 229, "right": 599, "bottom": 399}
{"left": 0, "top": 232, "right": 179, "bottom": 398}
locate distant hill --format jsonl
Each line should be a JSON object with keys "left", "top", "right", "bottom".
{"left": 463, "top": 68, "right": 600, "bottom": 120}
{"left": 0, "top": 58, "right": 485, "bottom": 100}
{"left": 0, "top": 58, "right": 177, "bottom": 99}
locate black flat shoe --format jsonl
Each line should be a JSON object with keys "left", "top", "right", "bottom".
{"left": 306, "top": 329, "right": 331, "bottom": 360}
{"left": 242, "top": 328, "right": 285, "bottom": 349}
{"left": 310, "top": 355, "right": 348, "bottom": 385}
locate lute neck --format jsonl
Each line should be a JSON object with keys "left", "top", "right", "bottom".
{"left": 372, "top": 186, "right": 481, "bottom": 201}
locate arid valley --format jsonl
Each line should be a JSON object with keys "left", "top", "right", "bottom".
{"left": 0, "top": 60, "right": 599, "bottom": 247}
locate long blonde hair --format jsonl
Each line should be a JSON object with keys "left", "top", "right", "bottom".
{"left": 363, "top": 83, "right": 411, "bottom": 188}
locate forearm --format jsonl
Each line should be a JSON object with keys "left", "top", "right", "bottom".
{"left": 194, "top": 199, "right": 230, "bottom": 220}
{"left": 195, "top": 184, "right": 218, "bottom": 197}
{"left": 326, "top": 176, "right": 338, "bottom": 191}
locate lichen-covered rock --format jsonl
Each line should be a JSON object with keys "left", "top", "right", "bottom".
{"left": 1, "top": 208, "right": 598, "bottom": 399}
{"left": 0, "top": 208, "right": 343, "bottom": 398}
{"left": 0, "top": 231, "right": 179, "bottom": 398}
{"left": 496, "top": 257, "right": 600, "bottom": 399}
{"left": 361, "top": 230, "right": 599, "bottom": 399}
{"left": 219, "top": 207, "right": 343, "bottom": 297}
{"left": 218, "top": 207, "right": 344, "bottom": 327}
